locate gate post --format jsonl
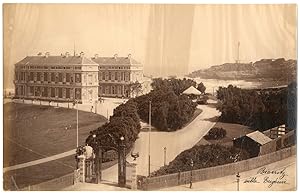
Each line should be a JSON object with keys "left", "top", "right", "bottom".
{"left": 77, "top": 155, "right": 86, "bottom": 183}
{"left": 118, "top": 136, "right": 126, "bottom": 187}
{"left": 95, "top": 147, "right": 102, "bottom": 184}
{"left": 126, "top": 162, "right": 137, "bottom": 189}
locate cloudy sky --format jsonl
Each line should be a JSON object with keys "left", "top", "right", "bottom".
{"left": 3, "top": 4, "right": 297, "bottom": 88}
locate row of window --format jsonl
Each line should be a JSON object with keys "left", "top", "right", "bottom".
{"left": 16, "top": 85, "right": 82, "bottom": 99}
{"left": 17, "top": 66, "right": 81, "bottom": 70}
{"left": 99, "top": 66, "right": 130, "bottom": 70}
{"left": 99, "top": 72, "right": 129, "bottom": 81}
{"left": 16, "top": 72, "right": 82, "bottom": 83}
{"left": 99, "top": 85, "right": 129, "bottom": 96}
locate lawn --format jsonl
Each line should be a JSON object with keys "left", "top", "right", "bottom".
{"left": 3, "top": 155, "right": 75, "bottom": 190}
{"left": 196, "top": 121, "right": 254, "bottom": 146}
{"left": 3, "top": 102, "right": 107, "bottom": 167}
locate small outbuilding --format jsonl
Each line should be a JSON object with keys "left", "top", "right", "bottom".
{"left": 233, "top": 131, "right": 276, "bottom": 157}
{"left": 182, "top": 86, "right": 202, "bottom": 96}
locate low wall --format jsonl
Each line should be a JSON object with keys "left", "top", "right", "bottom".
{"left": 20, "top": 173, "right": 74, "bottom": 191}
{"left": 138, "top": 146, "right": 296, "bottom": 190}
{"left": 17, "top": 153, "right": 129, "bottom": 191}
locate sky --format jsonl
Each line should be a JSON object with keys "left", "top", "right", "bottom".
{"left": 3, "top": 4, "right": 297, "bottom": 89}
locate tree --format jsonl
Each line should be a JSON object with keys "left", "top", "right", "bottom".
{"left": 216, "top": 85, "right": 289, "bottom": 130}
{"left": 128, "top": 81, "right": 143, "bottom": 98}
{"left": 133, "top": 84, "right": 197, "bottom": 131}
{"left": 204, "top": 127, "right": 227, "bottom": 140}
{"left": 151, "top": 78, "right": 197, "bottom": 95}
{"left": 86, "top": 97, "right": 141, "bottom": 152}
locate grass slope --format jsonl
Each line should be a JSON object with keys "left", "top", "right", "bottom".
{"left": 4, "top": 102, "right": 107, "bottom": 167}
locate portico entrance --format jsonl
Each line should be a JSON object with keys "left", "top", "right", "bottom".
{"left": 75, "top": 135, "right": 126, "bottom": 187}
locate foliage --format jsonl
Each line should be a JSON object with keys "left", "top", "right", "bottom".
{"left": 197, "top": 94, "right": 209, "bottom": 104}
{"left": 86, "top": 100, "right": 141, "bottom": 151}
{"left": 204, "top": 127, "right": 227, "bottom": 140}
{"left": 150, "top": 144, "right": 249, "bottom": 177}
{"left": 128, "top": 81, "right": 143, "bottom": 97}
{"left": 287, "top": 82, "right": 297, "bottom": 129}
{"left": 151, "top": 78, "right": 197, "bottom": 95}
{"left": 216, "top": 82, "right": 296, "bottom": 130}
{"left": 197, "top": 82, "right": 206, "bottom": 94}
{"left": 133, "top": 89, "right": 197, "bottom": 131}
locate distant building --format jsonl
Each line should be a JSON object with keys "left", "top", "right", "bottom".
{"left": 92, "top": 54, "right": 143, "bottom": 98}
{"left": 233, "top": 131, "right": 276, "bottom": 157}
{"left": 14, "top": 52, "right": 99, "bottom": 104}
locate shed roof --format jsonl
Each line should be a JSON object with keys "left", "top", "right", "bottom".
{"left": 246, "top": 131, "right": 272, "bottom": 145}
{"left": 182, "top": 86, "right": 202, "bottom": 95}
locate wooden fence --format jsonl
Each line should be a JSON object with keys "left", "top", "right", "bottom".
{"left": 137, "top": 146, "right": 296, "bottom": 190}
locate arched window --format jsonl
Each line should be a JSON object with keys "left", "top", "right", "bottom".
{"left": 108, "top": 72, "right": 111, "bottom": 80}
{"left": 112, "top": 86, "right": 115, "bottom": 94}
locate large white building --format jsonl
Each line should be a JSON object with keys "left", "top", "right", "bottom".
{"left": 14, "top": 52, "right": 143, "bottom": 103}
{"left": 14, "top": 52, "right": 99, "bottom": 104}
{"left": 92, "top": 53, "right": 143, "bottom": 98}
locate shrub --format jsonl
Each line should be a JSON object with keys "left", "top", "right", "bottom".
{"left": 133, "top": 90, "right": 197, "bottom": 131}
{"left": 197, "top": 95, "right": 209, "bottom": 105}
{"left": 150, "top": 144, "right": 249, "bottom": 177}
{"left": 204, "top": 127, "right": 227, "bottom": 140}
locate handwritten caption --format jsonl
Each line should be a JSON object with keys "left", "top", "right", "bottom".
{"left": 243, "top": 167, "right": 288, "bottom": 188}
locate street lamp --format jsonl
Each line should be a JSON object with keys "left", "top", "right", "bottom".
{"left": 118, "top": 136, "right": 126, "bottom": 187}
{"left": 94, "top": 100, "right": 98, "bottom": 114}
{"left": 190, "top": 159, "right": 194, "bottom": 189}
{"left": 236, "top": 172, "right": 240, "bottom": 191}
{"left": 148, "top": 100, "right": 152, "bottom": 177}
{"left": 92, "top": 134, "right": 99, "bottom": 184}
{"left": 163, "top": 147, "right": 167, "bottom": 166}
{"left": 76, "top": 100, "right": 79, "bottom": 148}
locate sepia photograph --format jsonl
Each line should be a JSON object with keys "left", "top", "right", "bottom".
{"left": 2, "top": 2, "right": 297, "bottom": 191}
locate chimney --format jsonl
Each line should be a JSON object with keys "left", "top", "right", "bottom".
{"left": 94, "top": 54, "right": 99, "bottom": 59}
{"left": 65, "top": 52, "right": 70, "bottom": 57}
{"left": 45, "top": 52, "right": 50, "bottom": 58}
{"left": 114, "top": 54, "right": 118, "bottom": 60}
{"left": 127, "top": 53, "right": 132, "bottom": 59}
{"left": 80, "top": 52, "right": 84, "bottom": 58}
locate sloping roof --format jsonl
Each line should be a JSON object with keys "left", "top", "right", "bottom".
{"left": 246, "top": 131, "right": 272, "bottom": 145}
{"left": 182, "top": 86, "right": 202, "bottom": 95}
{"left": 15, "top": 56, "right": 97, "bottom": 65}
{"left": 91, "top": 57, "right": 140, "bottom": 65}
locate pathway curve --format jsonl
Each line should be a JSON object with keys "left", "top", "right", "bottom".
{"left": 100, "top": 101, "right": 220, "bottom": 183}
{"left": 3, "top": 149, "right": 76, "bottom": 173}
{"left": 5, "top": 98, "right": 220, "bottom": 185}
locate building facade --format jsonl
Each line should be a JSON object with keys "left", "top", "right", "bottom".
{"left": 14, "top": 52, "right": 143, "bottom": 103}
{"left": 92, "top": 54, "right": 143, "bottom": 98}
{"left": 14, "top": 52, "right": 99, "bottom": 104}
